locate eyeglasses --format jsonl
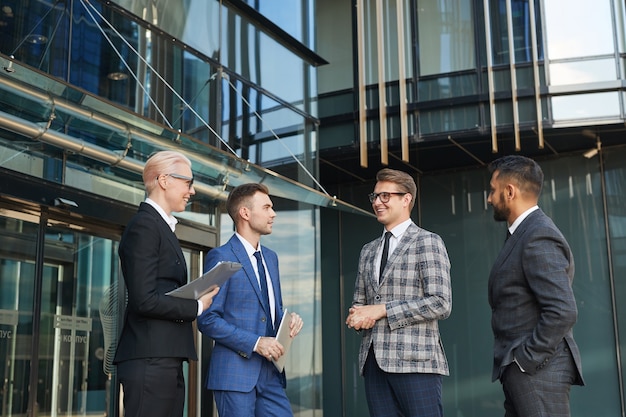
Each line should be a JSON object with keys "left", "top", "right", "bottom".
{"left": 368, "top": 192, "right": 406, "bottom": 203}
{"left": 160, "top": 173, "right": 194, "bottom": 190}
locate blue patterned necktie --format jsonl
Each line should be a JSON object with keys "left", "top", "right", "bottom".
{"left": 254, "top": 251, "right": 275, "bottom": 336}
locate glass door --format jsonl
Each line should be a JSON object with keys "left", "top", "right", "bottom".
{"left": 0, "top": 204, "right": 121, "bottom": 417}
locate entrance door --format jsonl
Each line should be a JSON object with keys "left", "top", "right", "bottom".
{"left": 0, "top": 203, "right": 121, "bottom": 417}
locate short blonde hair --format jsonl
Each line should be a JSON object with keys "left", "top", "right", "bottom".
{"left": 143, "top": 151, "right": 192, "bottom": 195}
{"left": 376, "top": 168, "right": 417, "bottom": 210}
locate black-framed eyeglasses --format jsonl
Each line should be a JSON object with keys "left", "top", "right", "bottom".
{"left": 368, "top": 192, "right": 406, "bottom": 203}
{"left": 160, "top": 173, "right": 194, "bottom": 190}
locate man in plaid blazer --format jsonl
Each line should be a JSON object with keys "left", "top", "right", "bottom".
{"left": 346, "top": 168, "right": 452, "bottom": 417}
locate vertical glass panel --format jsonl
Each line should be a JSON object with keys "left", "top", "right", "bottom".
{"left": 540, "top": 157, "right": 619, "bottom": 417}
{"left": 37, "top": 226, "right": 119, "bottom": 417}
{"left": 544, "top": 0, "right": 614, "bottom": 59}
{"left": 604, "top": 147, "right": 626, "bottom": 408}
{"left": 552, "top": 92, "right": 620, "bottom": 121}
{"left": 490, "top": 0, "right": 544, "bottom": 65}
{"left": 113, "top": 0, "right": 221, "bottom": 58}
{"left": 417, "top": 0, "right": 475, "bottom": 76}
{"left": 242, "top": 1, "right": 306, "bottom": 45}
{"left": 218, "top": 204, "right": 323, "bottom": 416}
{"left": 0, "top": 1, "right": 71, "bottom": 80}
{"left": 0, "top": 210, "right": 39, "bottom": 416}
{"left": 178, "top": 50, "right": 218, "bottom": 143}
{"left": 361, "top": 0, "right": 380, "bottom": 84}
{"left": 221, "top": 6, "right": 307, "bottom": 108}
{"left": 221, "top": 78, "right": 313, "bottom": 177}
{"left": 317, "top": 0, "right": 354, "bottom": 93}
{"left": 549, "top": 59, "right": 617, "bottom": 85}
{"left": 420, "top": 154, "right": 620, "bottom": 417}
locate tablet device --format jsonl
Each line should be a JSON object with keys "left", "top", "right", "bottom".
{"left": 272, "top": 309, "right": 294, "bottom": 372}
{"left": 166, "top": 261, "right": 241, "bottom": 299}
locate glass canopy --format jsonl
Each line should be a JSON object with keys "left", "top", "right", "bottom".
{"left": 0, "top": 54, "right": 372, "bottom": 217}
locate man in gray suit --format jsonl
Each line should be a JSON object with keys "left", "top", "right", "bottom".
{"left": 487, "top": 155, "right": 584, "bottom": 417}
{"left": 346, "top": 168, "right": 451, "bottom": 417}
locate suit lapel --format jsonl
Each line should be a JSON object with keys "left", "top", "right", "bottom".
{"left": 140, "top": 202, "right": 187, "bottom": 283}
{"left": 228, "top": 236, "right": 269, "bottom": 315}
{"left": 378, "top": 224, "right": 419, "bottom": 286}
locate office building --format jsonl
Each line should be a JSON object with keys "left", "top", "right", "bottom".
{"left": 0, "top": 1, "right": 623, "bottom": 416}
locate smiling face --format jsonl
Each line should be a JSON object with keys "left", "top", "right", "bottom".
{"left": 162, "top": 163, "right": 195, "bottom": 214}
{"left": 371, "top": 180, "right": 411, "bottom": 230}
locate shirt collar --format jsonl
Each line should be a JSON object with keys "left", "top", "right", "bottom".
{"left": 383, "top": 218, "right": 413, "bottom": 239}
{"left": 509, "top": 205, "right": 539, "bottom": 235}
{"left": 235, "top": 232, "right": 259, "bottom": 258}
{"left": 145, "top": 198, "right": 178, "bottom": 232}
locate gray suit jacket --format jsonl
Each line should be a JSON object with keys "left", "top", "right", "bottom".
{"left": 352, "top": 222, "right": 451, "bottom": 376}
{"left": 488, "top": 208, "right": 584, "bottom": 384}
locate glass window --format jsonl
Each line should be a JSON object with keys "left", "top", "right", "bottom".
{"left": 604, "top": 147, "right": 626, "bottom": 405}
{"left": 549, "top": 59, "right": 617, "bottom": 85}
{"left": 544, "top": 0, "right": 614, "bottom": 60}
{"left": 0, "top": 205, "right": 121, "bottom": 417}
{"left": 419, "top": 154, "right": 620, "bottom": 417}
{"left": 417, "top": 0, "right": 475, "bottom": 76}
{"left": 221, "top": 7, "right": 308, "bottom": 107}
{"left": 241, "top": 1, "right": 306, "bottom": 45}
{"left": 490, "top": 0, "right": 544, "bottom": 65}
{"left": 551, "top": 92, "right": 620, "bottom": 121}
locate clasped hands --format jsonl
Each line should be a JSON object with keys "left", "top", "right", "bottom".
{"left": 255, "top": 312, "right": 303, "bottom": 361}
{"left": 345, "top": 304, "right": 386, "bottom": 330}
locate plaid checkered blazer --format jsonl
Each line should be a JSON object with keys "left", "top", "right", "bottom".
{"left": 352, "top": 222, "right": 452, "bottom": 376}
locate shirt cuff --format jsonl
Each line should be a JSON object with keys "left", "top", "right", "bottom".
{"left": 197, "top": 300, "right": 203, "bottom": 316}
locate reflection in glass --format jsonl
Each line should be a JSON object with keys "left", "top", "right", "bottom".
{"left": 419, "top": 154, "right": 620, "bottom": 416}
{"left": 544, "top": 0, "right": 613, "bottom": 59}
{"left": 552, "top": 92, "right": 620, "bottom": 121}
{"left": 489, "top": 0, "right": 544, "bottom": 65}
{"left": 219, "top": 206, "right": 322, "bottom": 415}
{"left": 549, "top": 59, "right": 616, "bottom": 85}
{"left": 417, "top": 0, "right": 474, "bottom": 76}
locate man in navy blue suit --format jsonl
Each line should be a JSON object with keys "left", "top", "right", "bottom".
{"left": 198, "top": 183, "right": 304, "bottom": 417}
{"left": 487, "top": 155, "right": 584, "bottom": 417}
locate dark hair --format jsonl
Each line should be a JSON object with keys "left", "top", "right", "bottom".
{"left": 226, "top": 183, "right": 270, "bottom": 222}
{"left": 488, "top": 155, "right": 544, "bottom": 197}
{"left": 375, "top": 168, "right": 417, "bottom": 210}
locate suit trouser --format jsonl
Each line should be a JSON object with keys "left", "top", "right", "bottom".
{"left": 213, "top": 359, "right": 292, "bottom": 417}
{"left": 363, "top": 347, "right": 443, "bottom": 417}
{"left": 117, "top": 357, "right": 185, "bottom": 417}
{"left": 501, "top": 341, "right": 577, "bottom": 417}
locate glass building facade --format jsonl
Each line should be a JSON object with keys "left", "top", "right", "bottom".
{"left": 0, "top": 1, "right": 625, "bottom": 417}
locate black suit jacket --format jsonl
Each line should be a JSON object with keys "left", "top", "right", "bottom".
{"left": 114, "top": 202, "right": 199, "bottom": 363}
{"left": 488, "top": 208, "right": 584, "bottom": 384}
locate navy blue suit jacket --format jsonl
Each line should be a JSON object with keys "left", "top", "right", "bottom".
{"left": 198, "top": 235, "right": 285, "bottom": 392}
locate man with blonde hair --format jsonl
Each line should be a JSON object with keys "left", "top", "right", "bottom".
{"left": 346, "top": 168, "right": 452, "bottom": 417}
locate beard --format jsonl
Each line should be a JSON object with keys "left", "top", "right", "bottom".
{"left": 492, "top": 192, "right": 510, "bottom": 222}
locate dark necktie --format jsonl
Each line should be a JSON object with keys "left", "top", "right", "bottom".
{"left": 379, "top": 231, "right": 392, "bottom": 278}
{"left": 254, "top": 251, "right": 274, "bottom": 336}
{"left": 505, "top": 230, "right": 512, "bottom": 242}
